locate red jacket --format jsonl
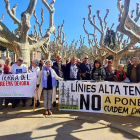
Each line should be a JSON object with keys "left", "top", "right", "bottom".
{"left": 4, "top": 64, "right": 10, "bottom": 74}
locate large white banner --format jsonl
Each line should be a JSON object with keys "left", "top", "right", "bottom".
{"left": 0, "top": 73, "right": 37, "bottom": 97}
{"left": 59, "top": 81, "right": 140, "bottom": 116}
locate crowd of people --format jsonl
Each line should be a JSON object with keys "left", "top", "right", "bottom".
{"left": 0, "top": 55, "right": 139, "bottom": 115}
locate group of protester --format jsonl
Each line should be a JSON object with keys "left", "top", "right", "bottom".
{"left": 0, "top": 55, "right": 139, "bottom": 115}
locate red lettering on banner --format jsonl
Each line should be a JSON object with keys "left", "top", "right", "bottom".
{"left": 14, "top": 81, "right": 30, "bottom": 86}
{"left": 0, "top": 81, "right": 5, "bottom": 86}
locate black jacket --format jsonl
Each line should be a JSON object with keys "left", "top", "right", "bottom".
{"left": 65, "top": 63, "right": 80, "bottom": 80}
{"left": 127, "top": 64, "right": 140, "bottom": 82}
{"left": 52, "top": 61, "right": 65, "bottom": 80}
{"left": 91, "top": 67, "right": 106, "bottom": 81}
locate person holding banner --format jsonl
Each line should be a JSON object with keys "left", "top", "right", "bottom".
{"left": 29, "top": 59, "right": 40, "bottom": 107}
{"left": 0, "top": 59, "right": 10, "bottom": 108}
{"left": 0, "top": 59, "right": 10, "bottom": 75}
{"left": 65, "top": 56, "right": 80, "bottom": 80}
{"left": 127, "top": 57, "right": 140, "bottom": 83}
{"left": 116, "top": 64, "right": 127, "bottom": 82}
{"left": 91, "top": 59, "right": 106, "bottom": 81}
{"left": 9, "top": 57, "right": 27, "bottom": 108}
{"left": 105, "top": 60, "right": 117, "bottom": 81}
{"left": 36, "top": 60, "right": 63, "bottom": 115}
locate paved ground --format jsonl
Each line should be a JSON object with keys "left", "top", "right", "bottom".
{"left": 0, "top": 98, "right": 140, "bottom": 139}
{"left": 0, "top": 118, "right": 137, "bottom": 140}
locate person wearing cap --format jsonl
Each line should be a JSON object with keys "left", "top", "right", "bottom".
{"left": 80, "top": 56, "right": 92, "bottom": 80}
{"left": 36, "top": 60, "right": 63, "bottom": 115}
{"left": 29, "top": 59, "right": 40, "bottom": 107}
{"left": 9, "top": 57, "right": 27, "bottom": 108}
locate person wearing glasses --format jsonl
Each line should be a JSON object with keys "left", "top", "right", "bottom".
{"left": 9, "top": 57, "right": 27, "bottom": 108}
{"left": 65, "top": 56, "right": 80, "bottom": 80}
{"left": 80, "top": 56, "right": 92, "bottom": 80}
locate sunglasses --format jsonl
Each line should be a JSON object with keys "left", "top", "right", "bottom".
{"left": 84, "top": 58, "right": 88, "bottom": 59}
{"left": 18, "top": 59, "right": 23, "bottom": 62}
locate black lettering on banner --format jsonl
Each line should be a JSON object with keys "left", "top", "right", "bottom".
{"left": 122, "top": 98, "right": 128, "bottom": 105}
{"left": 27, "top": 74, "right": 31, "bottom": 80}
{"left": 129, "top": 86, "right": 134, "bottom": 96}
{"left": 131, "top": 107, "right": 140, "bottom": 114}
{"left": 78, "top": 83, "right": 83, "bottom": 92}
{"left": 21, "top": 75, "right": 26, "bottom": 80}
{"left": 91, "top": 85, "right": 96, "bottom": 93}
{"left": 129, "top": 98, "right": 136, "bottom": 106}
{"left": 135, "top": 86, "right": 140, "bottom": 95}
{"left": 76, "top": 82, "right": 77, "bottom": 91}
{"left": 92, "top": 95, "right": 101, "bottom": 111}
{"left": 87, "top": 85, "right": 91, "bottom": 92}
{"left": 115, "top": 97, "right": 121, "bottom": 104}
{"left": 123, "top": 86, "right": 128, "bottom": 95}
{"left": 98, "top": 84, "right": 104, "bottom": 93}
{"left": 80, "top": 94, "right": 90, "bottom": 110}
{"left": 104, "top": 105, "right": 128, "bottom": 114}
{"left": 71, "top": 83, "right": 75, "bottom": 92}
{"left": 104, "top": 96, "right": 111, "bottom": 104}
{"left": 138, "top": 99, "right": 140, "bottom": 106}
{"left": 109, "top": 85, "right": 114, "bottom": 94}
{"left": 114, "top": 85, "right": 120, "bottom": 95}
{"left": 105, "top": 84, "right": 109, "bottom": 93}
{"left": 15, "top": 75, "right": 19, "bottom": 80}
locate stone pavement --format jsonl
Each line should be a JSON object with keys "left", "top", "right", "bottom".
{"left": 0, "top": 118, "right": 136, "bottom": 140}
{"left": 0, "top": 99, "right": 140, "bottom": 139}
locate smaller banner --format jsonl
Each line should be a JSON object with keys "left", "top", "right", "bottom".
{"left": 0, "top": 73, "right": 37, "bottom": 97}
{"left": 59, "top": 81, "right": 140, "bottom": 117}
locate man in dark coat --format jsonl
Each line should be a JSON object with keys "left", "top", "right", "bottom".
{"left": 52, "top": 55, "right": 65, "bottom": 107}
{"left": 127, "top": 57, "right": 140, "bottom": 83}
{"left": 52, "top": 55, "right": 65, "bottom": 80}
{"left": 65, "top": 56, "right": 80, "bottom": 80}
{"left": 80, "top": 55, "right": 92, "bottom": 80}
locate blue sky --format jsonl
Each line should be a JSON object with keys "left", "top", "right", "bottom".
{"left": 0, "top": 0, "right": 140, "bottom": 47}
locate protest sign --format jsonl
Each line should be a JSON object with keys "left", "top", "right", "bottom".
{"left": 0, "top": 73, "right": 37, "bottom": 97}
{"left": 59, "top": 81, "right": 140, "bottom": 116}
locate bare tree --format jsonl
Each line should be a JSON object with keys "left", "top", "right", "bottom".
{"left": 0, "top": 0, "right": 56, "bottom": 66}
{"left": 83, "top": 4, "right": 140, "bottom": 68}
{"left": 117, "top": 0, "right": 140, "bottom": 45}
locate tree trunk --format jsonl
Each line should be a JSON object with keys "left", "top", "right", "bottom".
{"left": 19, "top": 43, "right": 31, "bottom": 67}
{"left": 114, "top": 58, "right": 120, "bottom": 69}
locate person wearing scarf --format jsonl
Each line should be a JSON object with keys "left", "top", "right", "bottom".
{"left": 116, "top": 64, "right": 127, "bottom": 82}
{"left": 36, "top": 60, "right": 63, "bottom": 115}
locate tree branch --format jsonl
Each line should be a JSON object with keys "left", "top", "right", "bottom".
{"left": 0, "top": 37, "right": 13, "bottom": 50}
{"left": 33, "top": 8, "right": 44, "bottom": 37}
{"left": 41, "top": 0, "right": 56, "bottom": 27}
{"left": 4, "top": 0, "right": 20, "bottom": 25}
{"left": 88, "top": 5, "right": 102, "bottom": 34}
{"left": 0, "top": 22, "right": 19, "bottom": 44}
{"left": 0, "top": 14, "right": 4, "bottom": 22}
{"left": 104, "top": 9, "right": 110, "bottom": 31}
{"left": 117, "top": 0, "right": 140, "bottom": 43}
{"left": 25, "top": 0, "right": 37, "bottom": 16}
